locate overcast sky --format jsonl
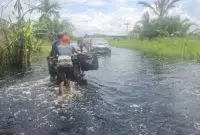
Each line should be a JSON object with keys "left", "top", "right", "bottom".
{"left": 1, "top": 0, "right": 200, "bottom": 36}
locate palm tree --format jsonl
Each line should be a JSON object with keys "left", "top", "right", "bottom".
{"left": 138, "top": 0, "right": 180, "bottom": 19}
{"left": 36, "top": 0, "right": 60, "bottom": 39}
{"left": 37, "top": 0, "right": 60, "bottom": 21}
{"left": 159, "top": 16, "right": 195, "bottom": 36}
{"left": 179, "top": 18, "right": 196, "bottom": 36}
{"left": 133, "top": 12, "right": 149, "bottom": 38}
{"left": 132, "top": 12, "right": 158, "bottom": 39}
{"left": 140, "top": 12, "right": 150, "bottom": 26}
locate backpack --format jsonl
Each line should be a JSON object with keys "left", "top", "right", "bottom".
{"left": 56, "top": 44, "right": 74, "bottom": 67}
{"left": 57, "top": 55, "right": 73, "bottom": 67}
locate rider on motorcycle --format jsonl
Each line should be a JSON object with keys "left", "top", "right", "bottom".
{"left": 55, "top": 35, "right": 81, "bottom": 96}
{"left": 48, "top": 33, "right": 64, "bottom": 81}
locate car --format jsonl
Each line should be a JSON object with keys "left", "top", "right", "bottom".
{"left": 90, "top": 38, "right": 111, "bottom": 56}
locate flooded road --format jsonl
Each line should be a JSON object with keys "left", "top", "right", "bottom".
{"left": 1, "top": 47, "right": 200, "bottom": 135}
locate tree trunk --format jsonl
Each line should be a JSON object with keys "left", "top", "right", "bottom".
{"left": 16, "top": 0, "right": 26, "bottom": 72}
{"left": 27, "top": 44, "right": 32, "bottom": 70}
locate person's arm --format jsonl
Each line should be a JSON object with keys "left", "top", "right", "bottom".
{"left": 49, "top": 42, "right": 55, "bottom": 57}
{"left": 80, "top": 43, "right": 84, "bottom": 52}
{"left": 71, "top": 46, "right": 82, "bottom": 55}
{"left": 51, "top": 40, "right": 60, "bottom": 57}
{"left": 71, "top": 46, "right": 76, "bottom": 54}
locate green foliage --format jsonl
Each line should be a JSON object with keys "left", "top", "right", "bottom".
{"left": 37, "top": 0, "right": 60, "bottom": 21}
{"left": 32, "top": 20, "right": 49, "bottom": 39}
{"left": 50, "top": 17, "right": 74, "bottom": 36}
{"left": 0, "top": 0, "right": 48, "bottom": 74}
{"left": 0, "top": 20, "right": 43, "bottom": 72}
{"left": 32, "top": 41, "right": 51, "bottom": 62}
{"left": 32, "top": 17, "right": 74, "bottom": 41}
{"left": 0, "top": 0, "right": 75, "bottom": 75}
{"left": 138, "top": 0, "right": 180, "bottom": 18}
{"left": 131, "top": 0, "right": 196, "bottom": 39}
{"left": 34, "top": 0, "right": 75, "bottom": 41}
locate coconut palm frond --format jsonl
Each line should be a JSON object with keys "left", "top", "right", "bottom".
{"left": 138, "top": 1, "right": 159, "bottom": 16}
{"left": 138, "top": 0, "right": 181, "bottom": 18}
{"left": 166, "top": 0, "right": 180, "bottom": 11}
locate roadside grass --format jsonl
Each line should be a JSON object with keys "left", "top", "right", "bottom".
{"left": 108, "top": 37, "right": 200, "bottom": 61}
{"left": 32, "top": 41, "right": 51, "bottom": 62}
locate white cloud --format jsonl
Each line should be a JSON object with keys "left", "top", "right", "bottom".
{"left": 61, "top": 7, "right": 143, "bottom": 36}
{"left": 75, "top": 0, "right": 108, "bottom": 6}
{"left": 197, "top": 0, "right": 200, "bottom": 18}
{"left": 1, "top": 0, "right": 199, "bottom": 36}
{"left": 58, "top": 0, "right": 108, "bottom": 6}
{"left": 61, "top": 0, "right": 200, "bottom": 36}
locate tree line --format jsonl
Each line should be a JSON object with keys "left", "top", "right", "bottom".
{"left": 0, "top": 0, "right": 74, "bottom": 75}
{"left": 129, "top": 0, "right": 200, "bottom": 39}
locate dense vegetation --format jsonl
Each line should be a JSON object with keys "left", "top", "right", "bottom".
{"left": 109, "top": 0, "right": 200, "bottom": 60}
{"left": 0, "top": 0, "right": 74, "bottom": 76}
{"left": 129, "top": 0, "right": 199, "bottom": 39}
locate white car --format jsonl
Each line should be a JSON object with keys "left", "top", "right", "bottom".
{"left": 90, "top": 38, "right": 111, "bottom": 55}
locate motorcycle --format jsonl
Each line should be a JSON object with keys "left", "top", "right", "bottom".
{"left": 47, "top": 51, "right": 99, "bottom": 95}
{"left": 47, "top": 53, "right": 85, "bottom": 93}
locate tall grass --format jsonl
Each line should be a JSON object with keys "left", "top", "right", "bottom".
{"left": 109, "top": 37, "right": 200, "bottom": 61}
{"left": 0, "top": 35, "right": 51, "bottom": 76}
{"left": 0, "top": 34, "right": 11, "bottom": 75}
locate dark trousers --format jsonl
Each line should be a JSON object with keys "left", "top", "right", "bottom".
{"left": 57, "top": 66, "right": 73, "bottom": 83}
{"left": 48, "top": 60, "right": 56, "bottom": 78}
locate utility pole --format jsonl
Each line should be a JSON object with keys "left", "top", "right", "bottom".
{"left": 125, "top": 22, "right": 130, "bottom": 33}
{"left": 125, "top": 22, "right": 130, "bottom": 39}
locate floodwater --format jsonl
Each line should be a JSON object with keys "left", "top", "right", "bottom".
{"left": 1, "top": 47, "right": 200, "bottom": 135}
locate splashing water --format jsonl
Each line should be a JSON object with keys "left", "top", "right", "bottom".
{"left": 1, "top": 48, "right": 200, "bottom": 135}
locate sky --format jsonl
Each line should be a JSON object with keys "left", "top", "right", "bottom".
{"left": 1, "top": 0, "right": 200, "bottom": 36}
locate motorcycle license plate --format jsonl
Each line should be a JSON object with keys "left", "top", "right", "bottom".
{"left": 58, "top": 55, "right": 71, "bottom": 61}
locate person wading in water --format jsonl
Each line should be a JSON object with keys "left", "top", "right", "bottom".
{"left": 56, "top": 35, "right": 77, "bottom": 96}
{"left": 48, "top": 33, "right": 64, "bottom": 81}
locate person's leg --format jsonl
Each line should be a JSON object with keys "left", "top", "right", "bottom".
{"left": 59, "top": 81, "right": 65, "bottom": 96}
{"left": 57, "top": 66, "right": 66, "bottom": 96}
{"left": 65, "top": 67, "right": 73, "bottom": 93}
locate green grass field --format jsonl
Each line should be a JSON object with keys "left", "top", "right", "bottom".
{"left": 31, "top": 41, "right": 51, "bottom": 62}
{"left": 108, "top": 37, "right": 200, "bottom": 61}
